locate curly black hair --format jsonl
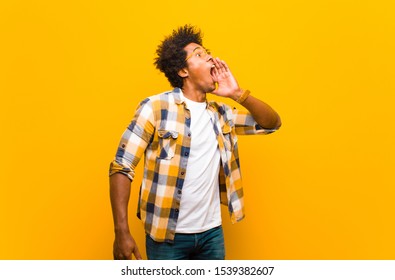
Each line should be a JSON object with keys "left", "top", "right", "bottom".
{"left": 154, "top": 25, "right": 203, "bottom": 88}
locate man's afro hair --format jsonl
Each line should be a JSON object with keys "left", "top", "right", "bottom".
{"left": 154, "top": 25, "right": 203, "bottom": 88}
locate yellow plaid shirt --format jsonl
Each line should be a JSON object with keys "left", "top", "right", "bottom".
{"left": 109, "top": 88, "right": 277, "bottom": 242}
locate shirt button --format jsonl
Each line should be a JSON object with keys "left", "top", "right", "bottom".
{"left": 177, "top": 190, "right": 182, "bottom": 194}
{"left": 181, "top": 172, "right": 185, "bottom": 175}
{"left": 188, "top": 133, "right": 191, "bottom": 137}
{"left": 184, "top": 152, "right": 189, "bottom": 156}
{"left": 175, "top": 209, "right": 179, "bottom": 213}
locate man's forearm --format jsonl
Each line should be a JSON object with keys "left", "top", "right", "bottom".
{"left": 110, "top": 173, "right": 132, "bottom": 234}
{"left": 239, "top": 93, "right": 282, "bottom": 130}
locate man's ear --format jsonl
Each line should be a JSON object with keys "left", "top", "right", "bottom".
{"left": 178, "top": 68, "right": 188, "bottom": 78}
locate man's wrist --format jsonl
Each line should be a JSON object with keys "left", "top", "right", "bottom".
{"left": 235, "top": 89, "right": 250, "bottom": 104}
{"left": 232, "top": 88, "right": 243, "bottom": 101}
{"left": 114, "top": 224, "right": 130, "bottom": 235}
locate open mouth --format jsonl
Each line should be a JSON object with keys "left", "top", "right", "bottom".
{"left": 210, "top": 64, "right": 216, "bottom": 78}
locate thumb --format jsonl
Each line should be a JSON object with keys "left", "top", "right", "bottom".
{"left": 211, "top": 82, "right": 220, "bottom": 95}
{"left": 133, "top": 246, "right": 143, "bottom": 260}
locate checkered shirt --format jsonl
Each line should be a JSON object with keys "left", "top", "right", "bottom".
{"left": 109, "top": 88, "right": 277, "bottom": 242}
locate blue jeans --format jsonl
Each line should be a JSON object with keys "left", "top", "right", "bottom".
{"left": 146, "top": 226, "right": 225, "bottom": 260}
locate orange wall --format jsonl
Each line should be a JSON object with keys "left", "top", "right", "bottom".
{"left": 1, "top": 0, "right": 394, "bottom": 259}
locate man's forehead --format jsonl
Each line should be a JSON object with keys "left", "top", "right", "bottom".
{"left": 184, "top": 43, "right": 203, "bottom": 52}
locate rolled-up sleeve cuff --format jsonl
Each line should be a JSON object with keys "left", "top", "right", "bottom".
{"left": 235, "top": 123, "right": 278, "bottom": 135}
{"left": 109, "top": 161, "right": 135, "bottom": 181}
{"left": 255, "top": 124, "right": 278, "bottom": 134}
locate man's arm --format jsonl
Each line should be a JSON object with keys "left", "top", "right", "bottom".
{"left": 236, "top": 92, "right": 281, "bottom": 130}
{"left": 211, "top": 57, "right": 281, "bottom": 130}
{"left": 110, "top": 173, "right": 142, "bottom": 260}
{"left": 109, "top": 99, "right": 155, "bottom": 260}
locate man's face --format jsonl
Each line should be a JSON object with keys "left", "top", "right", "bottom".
{"left": 183, "top": 43, "right": 216, "bottom": 93}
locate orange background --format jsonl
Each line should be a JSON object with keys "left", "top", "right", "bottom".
{"left": 1, "top": 0, "right": 394, "bottom": 259}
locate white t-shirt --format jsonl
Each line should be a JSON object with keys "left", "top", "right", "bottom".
{"left": 175, "top": 94, "right": 222, "bottom": 233}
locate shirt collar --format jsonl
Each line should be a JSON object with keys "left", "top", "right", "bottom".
{"left": 172, "top": 88, "right": 184, "bottom": 105}
{"left": 173, "top": 87, "right": 211, "bottom": 109}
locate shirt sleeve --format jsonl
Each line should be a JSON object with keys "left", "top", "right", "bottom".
{"left": 232, "top": 107, "right": 278, "bottom": 135}
{"left": 109, "top": 98, "right": 155, "bottom": 181}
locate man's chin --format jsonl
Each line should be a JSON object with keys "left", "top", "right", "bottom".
{"left": 206, "top": 82, "right": 216, "bottom": 94}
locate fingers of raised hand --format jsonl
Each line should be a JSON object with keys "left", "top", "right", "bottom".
{"left": 214, "top": 57, "right": 231, "bottom": 76}
{"left": 220, "top": 59, "right": 230, "bottom": 72}
{"left": 213, "top": 58, "right": 223, "bottom": 73}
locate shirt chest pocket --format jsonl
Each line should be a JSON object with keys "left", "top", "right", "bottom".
{"left": 222, "top": 122, "right": 237, "bottom": 151}
{"left": 157, "top": 129, "right": 179, "bottom": 160}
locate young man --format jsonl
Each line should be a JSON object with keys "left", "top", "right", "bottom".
{"left": 109, "top": 25, "right": 281, "bottom": 260}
